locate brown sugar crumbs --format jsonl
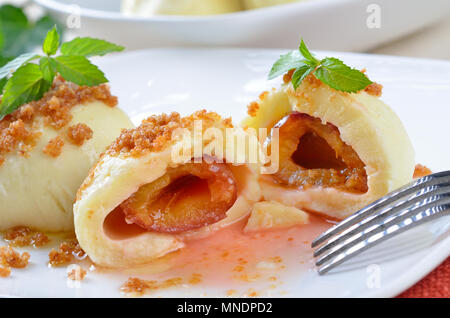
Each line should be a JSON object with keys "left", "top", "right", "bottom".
{"left": 414, "top": 164, "right": 432, "bottom": 178}
{"left": 67, "top": 264, "right": 87, "bottom": 281}
{"left": 0, "top": 245, "right": 30, "bottom": 277}
{"left": 4, "top": 226, "right": 49, "bottom": 247}
{"left": 247, "top": 101, "right": 259, "bottom": 117}
{"left": 364, "top": 82, "right": 383, "bottom": 97}
{"left": 0, "top": 76, "right": 117, "bottom": 161}
{"left": 121, "top": 273, "right": 203, "bottom": 296}
{"left": 42, "top": 136, "right": 64, "bottom": 158}
{"left": 107, "top": 110, "right": 233, "bottom": 158}
{"left": 67, "top": 123, "right": 93, "bottom": 146}
{"left": 48, "top": 240, "right": 86, "bottom": 267}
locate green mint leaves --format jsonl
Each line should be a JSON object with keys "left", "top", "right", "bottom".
{"left": 0, "top": 26, "right": 124, "bottom": 120}
{"left": 269, "top": 38, "right": 372, "bottom": 92}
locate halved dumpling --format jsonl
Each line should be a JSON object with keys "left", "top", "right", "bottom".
{"left": 242, "top": 73, "right": 415, "bottom": 219}
{"left": 74, "top": 111, "right": 262, "bottom": 267}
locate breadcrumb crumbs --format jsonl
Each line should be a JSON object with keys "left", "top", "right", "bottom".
{"left": 48, "top": 240, "right": 86, "bottom": 267}
{"left": 67, "top": 123, "right": 93, "bottom": 146}
{"left": 4, "top": 226, "right": 49, "bottom": 247}
{"left": 107, "top": 110, "right": 232, "bottom": 158}
{"left": 247, "top": 101, "right": 259, "bottom": 117}
{"left": 0, "top": 265, "right": 11, "bottom": 278}
{"left": 364, "top": 82, "right": 383, "bottom": 97}
{"left": 0, "top": 245, "right": 30, "bottom": 269}
{"left": 67, "top": 265, "right": 87, "bottom": 281}
{"left": 414, "top": 164, "right": 432, "bottom": 178}
{"left": 0, "top": 76, "right": 117, "bottom": 162}
{"left": 42, "top": 136, "right": 64, "bottom": 158}
{"left": 121, "top": 274, "right": 203, "bottom": 296}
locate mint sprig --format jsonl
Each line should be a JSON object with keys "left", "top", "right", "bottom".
{"left": 0, "top": 26, "right": 124, "bottom": 120}
{"left": 269, "top": 38, "right": 372, "bottom": 92}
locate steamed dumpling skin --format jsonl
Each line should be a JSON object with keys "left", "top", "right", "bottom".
{"left": 74, "top": 111, "right": 262, "bottom": 267}
{"left": 0, "top": 102, "right": 133, "bottom": 232}
{"left": 122, "top": 0, "right": 242, "bottom": 16}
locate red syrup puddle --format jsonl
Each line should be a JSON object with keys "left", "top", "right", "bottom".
{"left": 101, "top": 208, "right": 333, "bottom": 296}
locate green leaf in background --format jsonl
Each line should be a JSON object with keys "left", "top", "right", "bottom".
{"left": 39, "top": 56, "right": 56, "bottom": 83}
{"left": 42, "top": 26, "right": 60, "bottom": 56}
{"left": 0, "top": 5, "right": 63, "bottom": 59}
{"left": 0, "top": 4, "right": 29, "bottom": 57}
{"left": 292, "top": 65, "right": 314, "bottom": 90}
{"left": 314, "top": 57, "right": 373, "bottom": 93}
{"left": 0, "top": 52, "right": 40, "bottom": 79}
{"left": 0, "top": 63, "right": 51, "bottom": 120}
{"left": 52, "top": 55, "right": 108, "bottom": 86}
{"left": 60, "top": 37, "right": 125, "bottom": 57}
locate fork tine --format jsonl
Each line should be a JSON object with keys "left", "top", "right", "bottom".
{"left": 316, "top": 203, "right": 450, "bottom": 275}
{"left": 311, "top": 171, "right": 450, "bottom": 248}
{"left": 313, "top": 183, "right": 450, "bottom": 258}
{"left": 315, "top": 193, "right": 450, "bottom": 266}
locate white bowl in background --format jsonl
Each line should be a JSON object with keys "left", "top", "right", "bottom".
{"left": 33, "top": 0, "right": 450, "bottom": 51}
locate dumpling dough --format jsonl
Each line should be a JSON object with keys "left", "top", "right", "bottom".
{"left": 244, "top": 200, "right": 309, "bottom": 232}
{"left": 242, "top": 74, "right": 415, "bottom": 219}
{"left": 0, "top": 80, "right": 133, "bottom": 232}
{"left": 242, "top": 0, "right": 301, "bottom": 9}
{"left": 121, "top": 0, "right": 242, "bottom": 16}
{"left": 74, "top": 111, "right": 262, "bottom": 267}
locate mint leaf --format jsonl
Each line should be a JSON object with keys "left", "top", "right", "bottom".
{"left": 0, "top": 52, "right": 40, "bottom": 79}
{"left": 39, "top": 57, "right": 56, "bottom": 83}
{"left": 299, "top": 38, "right": 318, "bottom": 64}
{"left": 268, "top": 38, "right": 372, "bottom": 93}
{"left": 52, "top": 55, "right": 107, "bottom": 86}
{"left": 61, "top": 37, "right": 124, "bottom": 57}
{"left": 292, "top": 65, "right": 314, "bottom": 90}
{"left": 42, "top": 26, "right": 59, "bottom": 56}
{"left": 314, "top": 57, "right": 372, "bottom": 93}
{"left": 268, "top": 51, "right": 306, "bottom": 80}
{"left": 0, "top": 63, "right": 51, "bottom": 119}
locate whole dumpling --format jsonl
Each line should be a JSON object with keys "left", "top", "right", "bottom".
{"left": 242, "top": 0, "right": 301, "bottom": 10}
{"left": 121, "top": 0, "right": 242, "bottom": 16}
{"left": 0, "top": 77, "right": 133, "bottom": 232}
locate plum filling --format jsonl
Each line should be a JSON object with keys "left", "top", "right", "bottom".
{"left": 120, "top": 161, "right": 237, "bottom": 234}
{"left": 267, "top": 112, "right": 368, "bottom": 193}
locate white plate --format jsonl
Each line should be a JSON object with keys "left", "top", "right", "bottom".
{"left": 33, "top": 0, "right": 450, "bottom": 51}
{"left": 1, "top": 48, "right": 449, "bottom": 298}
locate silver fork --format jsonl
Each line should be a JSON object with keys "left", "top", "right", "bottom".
{"left": 311, "top": 170, "right": 450, "bottom": 275}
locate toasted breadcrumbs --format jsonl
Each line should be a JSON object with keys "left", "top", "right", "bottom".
{"left": 4, "top": 226, "right": 49, "bottom": 247}
{"left": 49, "top": 240, "right": 86, "bottom": 267}
{"left": 42, "top": 136, "right": 65, "bottom": 158}
{"left": 247, "top": 101, "right": 259, "bottom": 117}
{"left": 414, "top": 164, "right": 432, "bottom": 178}
{"left": 0, "top": 265, "right": 11, "bottom": 278}
{"left": 0, "top": 76, "right": 117, "bottom": 163}
{"left": 67, "top": 264, "right": 87, "bottom": 281}
{"left": 283, "top": 70, "right": 382, "bottom": 96}
{"left": 364, "top": 82, "right": 383, "bottom": 97}
{"left": 67, "top": 123, "right": 93, "bottom": 146}
{"left": 0, "top": 245, "right": 30, "bottom": 270}
{"left": 121, "top": 274, "right": 203, "bottom": 296}
{"left": 107, "top": 110, "right": 232, "bottom": 158}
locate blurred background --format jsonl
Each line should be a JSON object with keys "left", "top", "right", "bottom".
{"left": 0, "top": 0, "right": 449, "bottom": 60}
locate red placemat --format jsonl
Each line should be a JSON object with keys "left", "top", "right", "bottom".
{"left": 397, "top": 257, "right": 449, "bottom": 298}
